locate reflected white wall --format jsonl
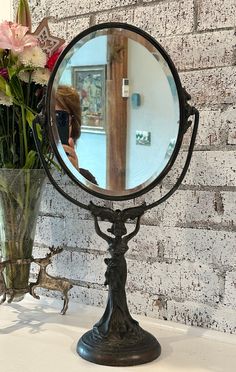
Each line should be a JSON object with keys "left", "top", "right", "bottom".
{"left": 126, "top": 39, "right": 179, "bottom": 188}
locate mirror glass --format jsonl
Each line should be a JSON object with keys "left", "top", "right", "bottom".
{"left": 50, "top": 27, "right": 181, "bottom": 198}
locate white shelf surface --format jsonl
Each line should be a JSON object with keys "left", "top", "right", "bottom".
{"left": 0, "top": 295, "right": 235, "bottom": 372}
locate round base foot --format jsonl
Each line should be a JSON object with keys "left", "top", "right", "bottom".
{"left": 77, "top": 328, "right": 161, "bottom": 366}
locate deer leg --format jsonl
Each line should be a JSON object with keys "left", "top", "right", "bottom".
{"left": 0, "top": 292, "right": 6, "bottom": 304}
{"left": 61, "top": 291, "right": 69, "bottom": 315}
{"left": 7, "top": 290, "right": 15, "bottom": 303}
{"left": 30, "top": 284, "right": 40, "bottom": 300}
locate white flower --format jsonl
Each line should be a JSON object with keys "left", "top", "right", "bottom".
{"left": 0, "top": 91, "right": 13, "bottom": 106}
{"left": 18, "top": 70, "right": 31, "bottom": 83}
{"left": 18, "top": 46, "right": 46, "bottom": 68}
{"left": 32, "top": 68, "right": 50, "bottom": 86}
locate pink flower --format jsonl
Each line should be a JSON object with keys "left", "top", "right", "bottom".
{"left": 0, "top": 21, "right": 38, "bottom": 53}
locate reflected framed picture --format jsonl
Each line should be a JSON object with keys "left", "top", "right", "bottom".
{"left": 72, "top": 65, "right": 106, "bottom": 133}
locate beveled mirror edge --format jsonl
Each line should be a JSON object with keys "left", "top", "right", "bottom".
{"left": 46, "top": 22, "right": 187, "bottom": 201}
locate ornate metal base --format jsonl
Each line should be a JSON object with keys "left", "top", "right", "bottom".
{"left": 77, "top": 327, "right": 161, "bottom": 366}
{"left": 76, "top": 202, "right": 161, "bottom": 366}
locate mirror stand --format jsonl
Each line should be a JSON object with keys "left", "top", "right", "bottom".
{"left": 32, "top": 88, "right": 199, "bottom": 366}
{"left": 77, "top": 202, "right": 161, "bottom": 366}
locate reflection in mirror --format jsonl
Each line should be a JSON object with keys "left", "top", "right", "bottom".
{"left": 50, "top": 28, "right": 180, "bottom": 196}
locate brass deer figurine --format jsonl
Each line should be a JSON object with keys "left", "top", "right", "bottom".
{"left": 30, "top": 247, "right": 73, "bottom": 315}
{"left": 0, "top": 248, "right": 73, "bottom": 314}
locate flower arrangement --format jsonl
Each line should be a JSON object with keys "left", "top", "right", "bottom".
{"left": 0, "top": 0, "right": 64, "bottom": 169}
{"left": 0, "top": 1, "right": 65, "bottom": 300}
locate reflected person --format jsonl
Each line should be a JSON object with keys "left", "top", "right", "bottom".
{"left": 55, "top": 85, "right": 97, "bottom": 185}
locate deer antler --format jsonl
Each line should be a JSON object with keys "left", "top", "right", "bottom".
{"left": 50, "top": 247, "right": 63, "bottom": 255}
{"left": 46, "top": 246, "right": 63, "bottom": 258}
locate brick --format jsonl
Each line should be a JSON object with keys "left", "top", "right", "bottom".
{"left": 40, "top": 183, "right": 71, "bottom": 217}
{"left": 45, "top": 17, "right": 90, "bottom": 42}
{"left": 197, "top": 0, "right": 236, "bottom": 31}
{"left": 48, "top": 249, "right": 105, "bottom": 283}
{"left": 128, "top": 225, "right": 166, "bottom": 261}
{"left": 158, "top": 30, "right": 235, "bottom": 71}
{"left": 221, "top": 192, "right": 236, "bottom": 225}
{"left": 223, "top": 271, "right": 236, "bottom": 309}
{"left": 159, "top": 227, "right": 236, "bottom": 267}
{"left": 166, "top": 300, "right": 236, "bottom": 333}
{"left": 211, "top": 232, "right": 236, "bottom": 268}
{"left": 69, "top": 285, "right": 107, "bottom": 308}
{"left": 94, "top": 8, "right": 134, "bottom": 24}
{"left": 142, "top": 189, "right": 235, "bottom": 228}
{"left": 35, "top": 215, "right": 66, "bottom": 247}
{"left": 180, "top": 67, "right": 236, "bottom": 106}
{"left": 183, "top": 107, "right": 236, "bottom": 147}
{"left": 64, "top": 218, "right": 109, "bottom": 251}
{"left": 39, "top": 181, "right": 104, "bottom": 221}
{"left": 90, "top": 0, "right": 137, "bottom": 12}
{"left": 66, "top": 17, "right": 91, "bottom": 41}
{"left": 165, "top": 150, "right": 236, "bottom": 188}
{"left": 184, "top": 151, "right": 236, "bottom": 187}
{"left": 32, "top": 1, "right": 88, "bottom": 20}
{"left": 127, "top": 289, "right": 150, "bottom": 315}
{"left": 226, "top": 107, "right": 236, "bottom": 144}
{"left": 42, "top": 0, "right": 136, "bottom": 19}
{"left": 127, "top": 260, "right": 224, "bottom": 305}
{"left": 134, "top": 1, "right": 194, "bottom": 38}
{"left": 130, "top": 225, "right": 236, "bottom": 268}
{"left": 31, "top": 4, "right": 49, "bottom": 26}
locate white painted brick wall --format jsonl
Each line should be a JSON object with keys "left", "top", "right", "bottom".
{"left": 134, "top": 1, "right": 195, "bottom": 37}
{"left": 158, "top": 30, "right": 236, "bottom": 71}
{"left": 197, "top": 0, "right": 236, "bottom": 31}
{"left": 181, "top": 67, "right": 236, "bottom": 106}
{"left": 8, "top": 0, "right": 236, "bottom": 334}
{"left": 183, "top": 107, "right": 236, "bottom": 147}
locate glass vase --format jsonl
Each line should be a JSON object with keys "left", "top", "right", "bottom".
{"left": 0, "top": 169, "right": 46, "bottom": 301}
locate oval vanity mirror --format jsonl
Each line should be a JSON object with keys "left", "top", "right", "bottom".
{"left": 47, "top": 23, "right": 186, "bottom": 200}
{"left": 33, "top": 22, "right": 199, "bottom": 367}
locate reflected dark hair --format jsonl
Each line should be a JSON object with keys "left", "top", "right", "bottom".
{"left": 55, "top": 85, "right": 81, "bottom": 142}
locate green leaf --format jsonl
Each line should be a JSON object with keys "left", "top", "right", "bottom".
{"left": 0, "top": 178, "right": 8, "bottom": 193}
{"left": 45, "top": 156, "right": 61, "bottom": 171}
{"left": 8, "top": 66, "right": 17, "bottom": 79}
{"left": 26, "top": 109, "right": 35, "bottom": 127}
{"left": 36, "top": 123, "right": 42, "bottom": 141}
{"left": 23, "top": 150, "right": 37, "bottom": 169}
{"left": 0, "top": 75, "right": 7, "bottom": 91}
{"left": 5, "top": 84, "right": 11, "bottom": 97}
{"left": 9, "top": 75, "right": 24, "bottom": 103}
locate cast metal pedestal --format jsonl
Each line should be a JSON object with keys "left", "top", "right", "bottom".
{"left": 77, "top": 202, "right": 161, "bottom": 366}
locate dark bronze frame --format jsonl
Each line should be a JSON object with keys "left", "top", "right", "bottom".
{"left": 32, "top": 22, "right": 199, "bottom": 367}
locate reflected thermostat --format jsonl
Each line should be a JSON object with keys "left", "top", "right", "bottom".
{"left": 136, "top": 131, "right": 151, "bottom": 146}
{"left": 122, "top": 78, "right": 129, "bottom": 97}
{"left": 131, "top": 93, "right": 141, "bottom": 108}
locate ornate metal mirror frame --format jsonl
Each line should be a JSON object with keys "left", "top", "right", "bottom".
{"left": 33, "top": 22, "right": 199, "bottom": 367}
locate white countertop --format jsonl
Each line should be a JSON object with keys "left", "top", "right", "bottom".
{"left": 0, "top": 295, "right": 235, "bottom": 372}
